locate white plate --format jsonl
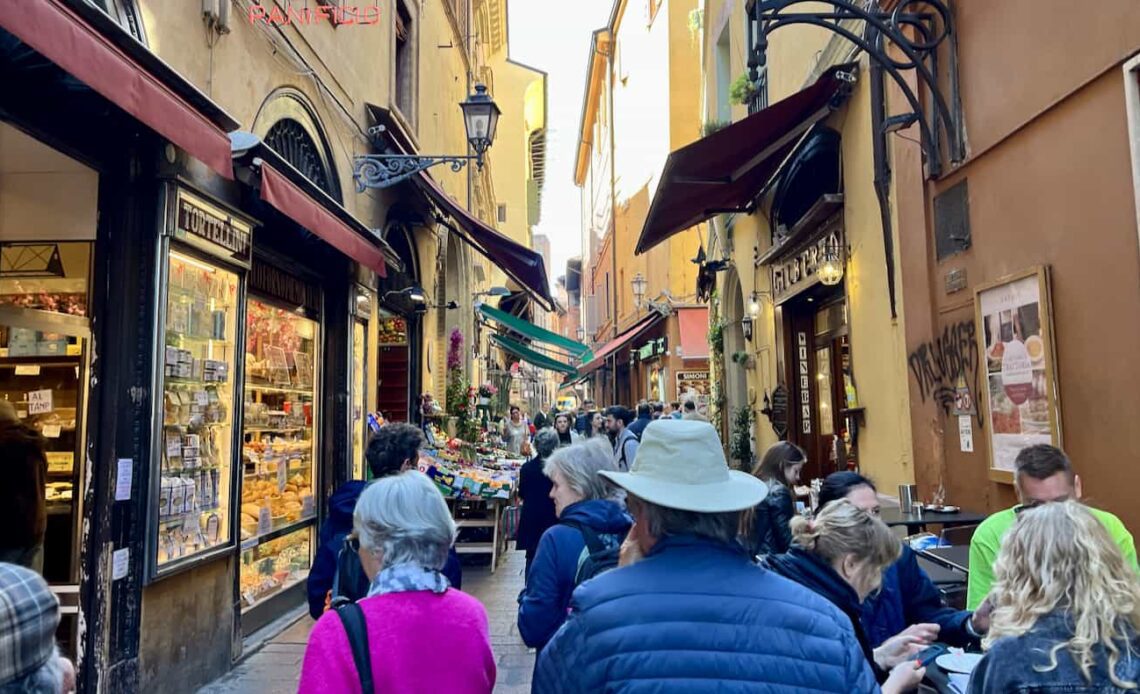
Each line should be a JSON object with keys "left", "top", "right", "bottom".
{"left": 936, "top": 653, "right": 984, "bottom": 674}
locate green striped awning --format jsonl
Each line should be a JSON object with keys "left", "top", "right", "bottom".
{"left": 490, "top": 334, "right": 579, "bottom": 376}
{"left": 478, "top": 303, "right": 590, "bottom": 359}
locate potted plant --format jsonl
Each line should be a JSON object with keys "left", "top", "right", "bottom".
{"left": 729, "top": 73, "right": 758, "bottom": 106}
{"left": 477, "top": 382, "right": 498, "bottom": 405}
{"left": 730, "top": 405, "right": 754, "bottom": 471}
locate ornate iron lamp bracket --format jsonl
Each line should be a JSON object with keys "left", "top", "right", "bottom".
{"left": 354, "top": 153, "right": 477, "bottom": 190}
{"left": 747, "top": 0, "right": 963, "bottom": 177}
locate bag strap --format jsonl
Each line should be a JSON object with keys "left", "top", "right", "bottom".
{"left": 562, "top": 520, "right": 606, "bottom": 555}
{"left": 329, "top": 537, "right": 353, "bottom": 609}
{"left": 335, "top": 602, "right": 374, "bottom": 693}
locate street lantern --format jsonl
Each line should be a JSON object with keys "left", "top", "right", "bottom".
{"left": 461, "top": 84, "right": 501, "bottom": 166}
{"left": 748, "top": 291, "right": 761, "bottom": 316}
{"left": 742, "top": 315, "right": 754, "bottom": 342}
{"left": 818, "top": 236, "right": 845, "bottom": 286}
{"left": 631, "top": 272, "right": 648, "bottom": 310}
{"left": 576, "top": 326, "right": 585, "bottom": 342}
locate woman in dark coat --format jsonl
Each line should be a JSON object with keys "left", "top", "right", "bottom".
{"left": 740, "top": 441, "right": 806, "bottom": 557}
{"left": 516, "top": 429, "right": 560, "bottom": 576}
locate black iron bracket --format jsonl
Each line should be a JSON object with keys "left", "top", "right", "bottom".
{"left": 354, "top": 124, "right": 482, "bottom": 190}
{"left": 747, "top": 0, "right": 963, "bottom": 178}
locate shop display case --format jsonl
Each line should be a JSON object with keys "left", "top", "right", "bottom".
{"left": 239, "top": 298, "right": 318, "bottom": 611}
{"left": 150, "top": 249, "right": 241, "bottom": 574}
{"left": 239, "top": 527, "right": 312, "bottom": 609}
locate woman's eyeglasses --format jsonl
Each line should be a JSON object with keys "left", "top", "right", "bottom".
{"left": 346, "top": 534, "right": 361, "bottom": 553}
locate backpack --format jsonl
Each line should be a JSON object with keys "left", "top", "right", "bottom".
{"left": 334, "top": 602, "right": 374, "bottom": 693}
{"left": 329, "top": 536, "right": 370, "bottom": 610}
{"left": 562, "top": 521, "right": 620, "bottom": 586}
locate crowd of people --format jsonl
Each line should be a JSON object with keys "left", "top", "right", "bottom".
{"left": 5, "top": 387, "right": 1140, "bottom": 693}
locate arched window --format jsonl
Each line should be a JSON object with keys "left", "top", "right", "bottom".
{"left": 264, "top": 118, "right": 335, "bottom": 198}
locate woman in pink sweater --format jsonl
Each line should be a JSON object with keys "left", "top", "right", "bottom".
{"left": 298, "top": 472, "right": 495, "bottom": 693}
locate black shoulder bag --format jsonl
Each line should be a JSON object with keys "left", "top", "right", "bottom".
{"left": 334, "top": 602, "right": 374, "bottom": 693}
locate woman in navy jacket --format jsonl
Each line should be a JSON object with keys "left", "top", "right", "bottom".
{"left": 517, "top": 439, "right": 631, "bottom": 652}
{"left": 817, "top": 472, "right": 986, "bottom": 648}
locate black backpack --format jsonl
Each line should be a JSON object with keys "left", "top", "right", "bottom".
{"left": 329, "top": 535, "right": 370, "bottom": 609}
{"left": 562, "top": 521, "right": 620, "bottom": 586}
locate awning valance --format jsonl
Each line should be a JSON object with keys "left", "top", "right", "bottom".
{"left": 490, "top": 334, "right": 578, "bottom": 376}
{"left": 578, "top": 312, "right": 665, "bottom": 375}
{"left": 677, "top": 307, "right": 709, "bottom": 360}
{"left": 478, "top": 303, "right": 590, "bottom": 360}
{"left": 635, "top": 64, "right": 856, "bottom": 255}
{"left": 415, "top": 172, "right": 555, "bottom": 312}
{"left": 0, "top": 0, "right": 238, "bottom": 179}
{"left": 233, "top": 134, "right": 399, "bottom": 278}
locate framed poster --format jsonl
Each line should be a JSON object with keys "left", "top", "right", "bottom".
{"left": 974, "top": 267, "right": 1061, "bottom": 484}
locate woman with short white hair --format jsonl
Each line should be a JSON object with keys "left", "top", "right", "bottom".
{"left": 299, "top": 472, "right": 495, "bottom": 693}
{"left": 517, "top": 439, "right": 632, "bottom": 653}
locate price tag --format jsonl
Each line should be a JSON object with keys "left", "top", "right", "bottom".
{"left": 257, "top": 506, "right": 272, "bottom": 535}
{"left": 301, "top": 495, "right": 314, "bottom": 518}
{"left": 14, "top": 365, "right": 40, "bottom": 376}
{"left": 27, "top": 389, "right": 52, "bottom": 415}
{"left": 42, "top": 424, "right": 62, "bottom": 439}
{"left": 277, "top": 462, "right": 287, "bottom": 491}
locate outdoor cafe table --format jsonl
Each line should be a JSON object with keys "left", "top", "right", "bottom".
{"left": 880, "top": 507, "right": 988, "bottom": 533}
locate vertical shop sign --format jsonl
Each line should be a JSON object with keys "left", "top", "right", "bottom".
{"left": 797, "top": 332, "right": 811, "bottom": 434}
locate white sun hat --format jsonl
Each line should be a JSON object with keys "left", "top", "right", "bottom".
{"left": 599, "top": 419, "right": 767, "bottom": 512}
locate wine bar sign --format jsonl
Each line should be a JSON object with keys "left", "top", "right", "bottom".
{"left": 797, "top": 332, "right": 811, "bottom": 434}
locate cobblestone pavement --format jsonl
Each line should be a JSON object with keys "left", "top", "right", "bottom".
{"left": 199, "top": 549, "right": 533, "bottom": 693}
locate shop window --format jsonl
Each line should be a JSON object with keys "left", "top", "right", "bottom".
{"left": 394, "top": 0, "right": 418, "bottom": 128}
{"left": 86, "top": 0, "right": 146, "bottom": 42}
{"left": 715, "top": 26, "right": 731, "bottom": 123}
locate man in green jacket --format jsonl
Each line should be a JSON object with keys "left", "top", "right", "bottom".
{"left": 967, "top": 444, "right": 1137, "bottom": 609}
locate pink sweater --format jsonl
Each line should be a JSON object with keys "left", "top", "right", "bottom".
{"left": 298, "top": 589, "right": 496, "bottom": 694}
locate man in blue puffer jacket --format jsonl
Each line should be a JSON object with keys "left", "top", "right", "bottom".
{"left": 534, "top": 421, "right": 902, "bottom": 693}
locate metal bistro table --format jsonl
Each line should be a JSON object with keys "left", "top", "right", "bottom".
{"left": 880, "top": 507, "right": 988, "bottom": 534}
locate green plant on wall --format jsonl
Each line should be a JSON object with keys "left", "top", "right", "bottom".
{"left": 730, "top": 405, "right": 754, "bottom": 470}
{"left": 729, "top": 73, "right": 758, "bottom": 106}
{"left": 701, "top": 120, "right": 730, "bottom": 138}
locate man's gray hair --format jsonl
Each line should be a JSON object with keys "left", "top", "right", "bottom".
{"left": 533, "top": 428, "right": 560, "bottom": 459}
{"left": 0, "top": 645, "right": 62, "bottom": 694}
{"left": 630, "top": 494, "right": 739, "bottom": 544}
{"left": 354, "top": 471, "right": 457, "bottom": 571}
{"left": 543, "top": 438, "right": 616, "bottom": 501}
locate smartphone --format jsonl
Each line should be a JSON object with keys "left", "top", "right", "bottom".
{"left": 915, "top": 644, "right": 948, "bottom": 667}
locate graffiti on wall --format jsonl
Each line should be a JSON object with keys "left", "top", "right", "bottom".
{"left": 908, "top": 320, "right": 981, "bottom": 425}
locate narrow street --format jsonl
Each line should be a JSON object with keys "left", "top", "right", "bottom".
{"left": 199, "top": 551, "right": 533, "bottom": 693}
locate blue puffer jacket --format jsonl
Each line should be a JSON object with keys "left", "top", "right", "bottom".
{"left": 517, "top": 499, "right": 631, "bottom": 651}
{"left": 860, "top": 544, "right": 975, "bottom": 649}
{"left": 533, "top": 535, "right": 878, "bottom": 693}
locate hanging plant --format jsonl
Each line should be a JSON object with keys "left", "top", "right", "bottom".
{"left": 729, "top": 73, "right": 758, "bottom": 106}
{"left": 708, "top": 321, "right": 725, "bottom": 357}
{"left": 730, "top": 406, "right": 754, "bottom": 470}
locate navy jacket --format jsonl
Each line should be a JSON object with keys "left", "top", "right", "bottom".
{"left": 748, "top": 482, "right": 795, "bottom": 556}
{"left": 573, "top": 413, "right": 589, "bottom": 435}
{"left": 626, "top": 414, "right": 651, "bottom": 440}
{"left": 308, "top": 480, "right": 462, "bottom": 619}
{"left": 517, "top": 499, "right": 631, "bottom": 651}
{"left": 534, "top": 535, "right": 877, "bottom": 693}
{"left": 861, "top": 544, "right": 974, "bottom": 648}
{"left": 515, "top": 455, "right": 557, "bottom": 557}
{"left": 971, "top": 612, "right": 1140, "bottom": 692}
{"left": 765, "top": 547, "right": 885, "bottom": 681}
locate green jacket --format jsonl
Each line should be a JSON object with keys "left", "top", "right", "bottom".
{"left": 967, "top": 505, "right": 1138, "bottom": 609}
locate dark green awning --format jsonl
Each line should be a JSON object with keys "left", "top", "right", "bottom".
{"left": 478, "top": 303, "right": 590, "bottom": 359}
{"left": 490, "top": 334, "right": 579, "bottom": 376}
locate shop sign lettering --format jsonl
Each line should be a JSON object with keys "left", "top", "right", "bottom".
{"left": 175, "top": 191, "right": 252, "bottom": 265}
{"left": 797, "top": 332, "right": 811, "bottom": 434}
{"left": 907, "top": 320, "right": 981, "bottom": 424}
{"left": 637, "top": 338, "right": 667, "bottom": 361}
{"left": 770, "top": 229, "right": 843, "bottom": 304}
{"left": 251, "top": 259, "right": 321, "bottom": 315}
{"left": 248, "top": 3, "right": 381, "bottom": 26}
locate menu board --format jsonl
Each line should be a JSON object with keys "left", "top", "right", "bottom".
{"left": 975, "top": 267, "right": 1061, "bottom": 481}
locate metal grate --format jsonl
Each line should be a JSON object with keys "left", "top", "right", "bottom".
{"left": 933, "top": 179, "right": 971, "bottom": 261}
{"left": 264, "top": 119, "right": 334, "bottom": 196}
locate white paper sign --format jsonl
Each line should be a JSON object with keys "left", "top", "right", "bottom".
{"left": 115, "top": 458, "right": 133, "bottom": 501}
{"left": 257, "top": 506, "right": 272, "bottom": 535}
{"left": 194, "top": 391, "right": 209, "bottom": 406}
{"left": 42, "top": 424, "right": 61, "bottom": 439}
{"left": 112, "top": 547, "right": 129, "bottom": 581}
{"left": 27, "top": 389, "right": 52, "bottom": 415}
{"left": 14, "top": 365, "right": 40, "bottom": 376}
{"left": 277, "top": 462, "right": 288, "bottom": 491}
{"left": 959, "top": 415, "right": 974, "bottom": 453}
{"left": 301, "top": 495, "right": 314, "bottom": 518}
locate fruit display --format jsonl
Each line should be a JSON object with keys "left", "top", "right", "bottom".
{"left": 418, "top": 448, "right": 520, "bottom": 500}
{"left": 239, "top": 528, "right": 311, "bottom": 609}
{"left": 377, "top": 313, "right": 407, "bottom": 345}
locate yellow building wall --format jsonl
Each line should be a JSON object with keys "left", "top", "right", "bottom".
{"left": 699, "top": 1, "right": 915, "bottom": 489}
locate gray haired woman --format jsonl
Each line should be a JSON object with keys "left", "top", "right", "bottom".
{"left": 299, "top": 472, "right": 496, "bottom": 692}
{"left": 517, "top": 439, "right": 632, "bottom": 653}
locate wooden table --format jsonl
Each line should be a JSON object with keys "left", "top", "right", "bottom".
{"left": 447, "top": 496, "right": 512, "bottom": 574}
{"left": 880, "top": 507, "right": 987, "bottom": 533}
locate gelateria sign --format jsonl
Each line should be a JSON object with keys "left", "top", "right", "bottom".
{"left": 769, "top": 225, "right": 844, "bottom": 304}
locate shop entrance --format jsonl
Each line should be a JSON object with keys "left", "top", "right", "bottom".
{"left": 0, "top": 123, "right": 97, "bottom": 660}
{"left": 783, "top": 287, "right": 856, "bottom": 481}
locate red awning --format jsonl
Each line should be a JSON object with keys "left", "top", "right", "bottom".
{"left": 578, "top": 312, "right": 664, "bottom": 375}
{"left": 635, "top": 64, "right": 856, "bottom": 255}
{"left": 0, "top": 1, "right": 238, "bottom": 179}
{"left": 677, "top": 307, "right": 709, "bottom": 360}
{"left": 259, "top": 163, "right": 388, "bottom": 278}
{"left": 415, "top": 172, "right": 554, "bottom": 311}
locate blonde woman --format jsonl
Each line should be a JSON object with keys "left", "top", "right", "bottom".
{"left": 970, "top": 501, "right": 1140, "bottom": 691}
{"left": 764, "top": 500, "right": 927, "bottom": 693}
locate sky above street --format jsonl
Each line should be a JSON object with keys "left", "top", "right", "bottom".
{"left": 508, "top": 0, "right": 614, "bottom": 289}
